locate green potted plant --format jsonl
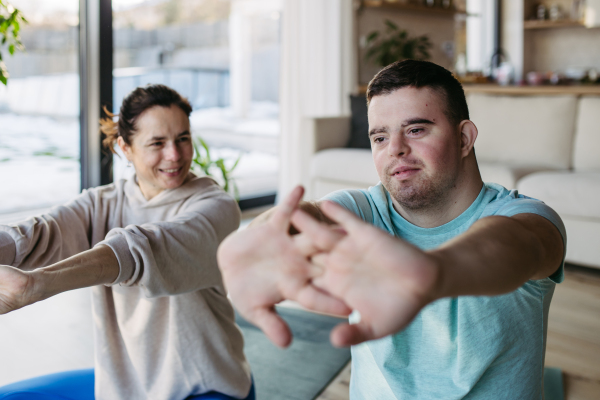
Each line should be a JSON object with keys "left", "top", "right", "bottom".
{"left": 191, "top": 136, "right": 242, "bottom": 199}
{"left": 364, "top": 19, "right": 432, "bottom": 67}
{"left": 0, "top": 0, "right": 27, "bottom": 85}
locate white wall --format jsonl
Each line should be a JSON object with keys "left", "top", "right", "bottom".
{"left": 278, "top": 0, "right": 356, "bottom": 199}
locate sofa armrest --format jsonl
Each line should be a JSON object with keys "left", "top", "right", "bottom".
{"left": 305, "top": 116, "right": 351, "bottom": 153}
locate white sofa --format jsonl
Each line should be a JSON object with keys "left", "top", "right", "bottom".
{"left": 304, "top": 94, "right": 600, "bottom": 270}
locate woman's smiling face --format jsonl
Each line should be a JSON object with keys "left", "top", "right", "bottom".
{"left": 119, "top": 104, "right": 193, "bottom": 200}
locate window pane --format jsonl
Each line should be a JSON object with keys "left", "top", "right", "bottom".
{"left": 112, "top": 0, "right": 281, "bottom": 201}
{"left": 0, "top": 0, "right": 80, "bottom": 217}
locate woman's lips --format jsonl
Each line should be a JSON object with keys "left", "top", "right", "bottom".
{"left": 159, "top": 167, "right": 183, "bottom": 177}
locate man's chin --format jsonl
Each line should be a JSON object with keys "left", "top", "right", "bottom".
{"left": 384, "top": 180, "right": 442, "bottom": 211}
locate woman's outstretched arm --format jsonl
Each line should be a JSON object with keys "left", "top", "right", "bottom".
{"left": 0, "top": 192, "right": 95, "bottom": 271}
{"left": 0, "top": 245, "right": 118, "bottom": 315}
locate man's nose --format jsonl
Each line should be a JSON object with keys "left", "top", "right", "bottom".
{"left": 388, "top": 134, "right": 409, "bottom": 156}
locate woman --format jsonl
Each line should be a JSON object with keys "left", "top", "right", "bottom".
{"left": 0, "top": 85, "right": 253, "bottom": 400}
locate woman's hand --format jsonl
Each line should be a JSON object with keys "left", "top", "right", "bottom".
{"left": 0, "top": 246, "right": 119, "bottom": 315}
{"left": 0, "top": 264, "right": 36, "bottom": 315}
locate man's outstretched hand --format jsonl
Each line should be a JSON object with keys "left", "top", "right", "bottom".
{"left": 291, "top": 201, "right": 442, "bottom": 348}
{"left": 217, "top": 186, "right": 352, "bottom": 348}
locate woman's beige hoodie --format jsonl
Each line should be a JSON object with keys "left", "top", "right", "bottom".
{"left": 0, "top": 175, "right": 251, "bottom": 400}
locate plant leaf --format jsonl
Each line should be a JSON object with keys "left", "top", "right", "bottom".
{"left": 0, "top": 61, "right": 8, "bottom": 85}
{"left": 228, "top": 154, "right": 241, "bottom": 173}
{"left": 366, "top": 31, "right": 379, "bottom": 43}
{"left": 384, "top": 19, "right": 398, "bottom": 32}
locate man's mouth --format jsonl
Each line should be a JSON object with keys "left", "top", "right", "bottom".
{"left": 391, "top": 166, "right": 420, "bottom": 179}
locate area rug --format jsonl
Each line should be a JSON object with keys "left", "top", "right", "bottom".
{"left": 236, "top": 306, "right": 351, "bottom": 400}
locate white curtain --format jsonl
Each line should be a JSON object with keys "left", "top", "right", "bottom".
{"left": 278, "top": 0, "right": 355, "bottom": 200}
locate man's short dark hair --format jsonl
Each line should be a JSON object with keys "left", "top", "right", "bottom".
{"left": 366, "top": 60, "right": 469, "bottom": 127}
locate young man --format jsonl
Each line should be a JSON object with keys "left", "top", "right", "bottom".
{"left": 218, "top": 60, "right": 566, "bottom": 399}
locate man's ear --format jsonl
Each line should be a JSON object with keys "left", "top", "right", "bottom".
{"left": 458, "top": 120, "right": 478, "bottom": 158}
{"left": 117, "top": 136, "right": 132, "bottom": 161}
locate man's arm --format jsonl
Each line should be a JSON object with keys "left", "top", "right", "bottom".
{"left": 432, "top": 213, "right": 563, "bottom": 298}
{"left": 291, "top": 201, "right": 564, "bottom": 347}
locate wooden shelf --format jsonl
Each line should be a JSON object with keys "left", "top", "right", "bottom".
{"left": 523, "top": 19, "right": 585, "bottom": 30}
{"left": 358, "top": 84, "right": 600, "bottom": 96}
{"left": 463, "top": 84, "right": 600, "bottom": 96}
{"left": 361, "top": 0, "right": 463, "bottom": 16}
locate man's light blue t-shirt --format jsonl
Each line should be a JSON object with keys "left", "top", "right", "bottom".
{"left": 323, "top": 182, "right": 566, "bottom": 400}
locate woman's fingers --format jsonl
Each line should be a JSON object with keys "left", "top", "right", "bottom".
{"left": 270, "top": 186, "right": 305, "bottom": 232}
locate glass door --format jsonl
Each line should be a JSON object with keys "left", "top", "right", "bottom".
{"left": 0, "top": 0, "right": 80, "bottom": 218}
{"left": 111, "top": 0, "right": 281, "bottom": 205}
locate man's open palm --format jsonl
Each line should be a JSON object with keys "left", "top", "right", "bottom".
{"left": 291, "top": 201, "right": 441, "bottom": 347}
{"left": 217, "top": 187, "right": 351, "bottom": 347}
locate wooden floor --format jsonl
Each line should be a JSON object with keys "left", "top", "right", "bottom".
{"left": 316, "top": 264, "right": 600, "bottom": 400}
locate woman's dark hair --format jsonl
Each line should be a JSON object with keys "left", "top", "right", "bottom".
{"left": 366, "top": 60, "right": 469, "bottom": 127}
{"left": 100, "top": 84, "right": 193, "bottom": 153}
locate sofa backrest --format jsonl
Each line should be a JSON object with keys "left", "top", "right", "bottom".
{"left": 573, "top": 96, "right": 600, "bottom": 171}
{"left": 467, "top": 93, "right": 578, "bottom": 169}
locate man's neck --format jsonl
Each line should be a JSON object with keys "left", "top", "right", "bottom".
{"left": 391, "top": 166, "right": 484, "bottom": 229}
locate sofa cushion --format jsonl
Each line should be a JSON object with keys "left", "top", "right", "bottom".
{"left": 347, "top": 95, "right": 370, "bottom": 149}
{"left": 561, "top": 218, "right": 600, "bottom": 268}
{"left": 478, "top": 162, "right": 554, "bottom": 190}
{"left": 467, "top": 94, "right": 577, "bottom": 169}
{"left": 573, "top": 96, "right": 600, "bottom": 171}
{"left": 311, "top": 148, "right": 379, "bottom": 185}
{"left": 517, "top": 171, "right": 600, "bottom": 219}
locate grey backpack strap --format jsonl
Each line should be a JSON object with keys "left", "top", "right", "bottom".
{"left": 347, "top": 190, "right": 374, "bottom": 225}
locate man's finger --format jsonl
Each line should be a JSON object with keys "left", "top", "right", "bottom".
{"left": 320, "top": 201, "right": 368, "bottom": 233}
{"left": 296, "top": 285, "right": 352, "bottom": 317}
{"left": 291, "top": 209, "right": 345, "bottom": 252}
{"left": 330, "top": 321, "right": 375, "bottom": 347}
{"left": 250, "top": 307, "right": 293, "bottom": 348}
{"left": 292, "top": 233, "right": 321, "bottom": 258}
{"left": 270, "top": 186, "right": 305, "bottom": 232}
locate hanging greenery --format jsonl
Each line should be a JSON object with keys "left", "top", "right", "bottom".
{"left": 0, "top": 0, "right": 28, "bottom": 85}
{"left": 364, "top": 19, "right": 432, "bottom": 67}
{"left": 191, "top": 136, "right": 242, "bottom": 200}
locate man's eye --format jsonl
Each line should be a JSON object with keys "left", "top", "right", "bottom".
{"left": 409, "top": 128, "right": 423, "bottom": 135}
{"left": 151, "top": 142, "right": 163, "bottom": 147}
{"left": 373, "top": 137, "right": 384, "bottom": 143}
{"left": 178, "top": 137, "right": 190, "bottom": 142}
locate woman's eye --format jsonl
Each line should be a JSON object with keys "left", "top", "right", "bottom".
{"left": 178, "top": 137, "right": 190, "bottom": 142}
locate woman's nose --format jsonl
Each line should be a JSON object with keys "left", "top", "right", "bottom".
{"left": 164, "top": 142, "right": 181, "bottom": 161}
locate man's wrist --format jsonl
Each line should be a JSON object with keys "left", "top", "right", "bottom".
{"left": 426, "top": 249, "right": 452, "bottom": 302}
